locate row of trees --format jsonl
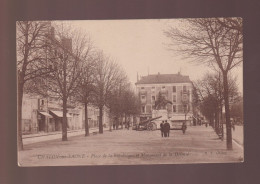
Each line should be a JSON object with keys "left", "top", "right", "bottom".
{"left": 17, "top": 21, "right": 140, "bottom": 150}
{"left": 194, "top": 72, "right": 241, "bottom": 135}
{"left": 165, "top": 18, "right": 243, "bottom": 150}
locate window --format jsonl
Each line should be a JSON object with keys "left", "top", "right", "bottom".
{"left": 151, "top": 86, "right": 155, "bottom": 91}
{"left": 141, "top": 87, "right": 145, "bottom": 90}
{"left": 178, "top": 105, "right": 183, "bottom": 113}
{"left": 152, "top": 96, "right": 155, "bottom": 101}
{"left": 172, "top": 86, "right": 176, "bottom": 92}
{"left": 172, "top": 94, "right": 176, "bottom": 103}
{"left": 183, "top": 85, "right": 187, "bottom": 92}
{"left": 146, "top": 105, "right": 151, "bottom": 113}
{"left": 162, "top": 86, "right": 165, "bottom": 89}
{"left": 172, "top": 105, "right": 176, "bottom": 112}
{"left": 141, "top": 95, "right": 146, "bottom": 103}
{"left": 141, "top": 106, "right": 145, "bottom": 113}
{"left": 183, "top": 104, "right": 188, "bottom": 112}
{"left": 41, "top": 100, "right": 44, "bottom": 105}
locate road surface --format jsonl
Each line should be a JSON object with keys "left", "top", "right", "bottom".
{"left": 18, "top": 126, "right": 243, "bottom": 166}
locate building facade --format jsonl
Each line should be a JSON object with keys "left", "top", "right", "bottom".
{"left": 135, "top": 73, "right": 193, "bottom": 122}
{"left": 21, "top": 94, "right": 110, "bottom": 134}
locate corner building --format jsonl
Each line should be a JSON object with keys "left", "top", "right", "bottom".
{"left": 135, "top": 73, "right": 193, "bottom": 122}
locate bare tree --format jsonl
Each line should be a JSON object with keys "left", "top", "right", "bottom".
{"left": 165, "top": 18, "right": 242, "bottom": 149}
{"left": 107, "top": 71, "right": 128, "bottom": 129}
{"left": 31, "top": 23, "right": 90, "bottom": 141}
{"left": 108, "top": 80, "right": 140, "bottom": 129}
{"left": 195, "top": 73, "right": 223, "bottom": 132}
{"left": 17, "top": 21, "right": 53, "bottom": 150}
{"left": 230, "top": 96, "right": 243, "bottom": 124}
{"left": 191, "top": 83, "right": 200, "bottom": 125}
{"left": 75, "top": 55, "right": 96, "bottom": 136}
{"left": 216, "top": 18, "right": 243, "bottom": 32}
{"left": 92, "top": 52, "right": 122, "bottom": 133}
{"left": 194, "top": 72, "right": 239, "bottom": 137}
{"left": 121, "top": 85, "right": 141, "bottom": 120}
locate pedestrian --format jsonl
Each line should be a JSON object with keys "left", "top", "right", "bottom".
{"left": 231, "top": 120, "right": 235, "bottom": 131}
{"left": 164, "top": 120, "right": 170, "bottom": 137}
{"left": 113, "top": 123, "right": 115, "bottom": 130}
{"left": 160, "top": 121, "right": 165, "bottom": 137}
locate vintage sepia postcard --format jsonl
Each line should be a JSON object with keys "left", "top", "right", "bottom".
{"left": 17, "top": 18, "right": 243, "bottom": 166}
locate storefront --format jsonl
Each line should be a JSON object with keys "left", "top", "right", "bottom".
{"left": 49, "top": 110, "right": 72, "bottom": 131}
{"left": 37, "top": 111, "right": 53, "bottom": 132}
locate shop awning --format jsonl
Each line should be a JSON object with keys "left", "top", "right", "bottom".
{"left": 39, "top": 111, "right": 53, "bottom": 118}
{"left": 50, "top": 111, "right": 72, "bottom": 118}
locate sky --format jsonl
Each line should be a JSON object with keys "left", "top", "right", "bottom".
{"left": 68, "top": 19, "right": 243, "bottom": 93}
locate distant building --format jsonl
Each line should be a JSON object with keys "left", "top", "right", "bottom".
{"left": 135, "top": 73, "right": 193, "bottom": 122}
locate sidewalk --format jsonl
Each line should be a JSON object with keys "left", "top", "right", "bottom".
{"left": 23, "top": 127, "right": 109, "bottom": 145}
{"left": 222, "top": 124, "right": 244, "bottom": 147}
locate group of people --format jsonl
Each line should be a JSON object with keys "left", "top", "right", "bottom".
{"left": 160, "top": 120, "right": 171, "bottom": 137}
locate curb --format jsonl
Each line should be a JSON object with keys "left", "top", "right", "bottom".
{"left": 23, "top": 128, "right": 109, "bottom": 139}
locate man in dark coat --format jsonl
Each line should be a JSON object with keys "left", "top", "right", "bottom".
{"left": 164, "top": 120, "right": 171, "bottom": 137}
{"left": 160, "top": 121, "right": 165, "bottom": 137}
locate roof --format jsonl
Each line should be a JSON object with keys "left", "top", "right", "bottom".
{"left": 135, "top": 73, "right": 191, "bottom": 85}
{"left": 38, "top": 111, "right": 53, "bottom": 118}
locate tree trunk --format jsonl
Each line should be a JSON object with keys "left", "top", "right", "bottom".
{"left": 99, "top": 106, "right": 103, "bottom": 133}
{"left": 62, "top": 98, "right": 68, "bottom": 141}
{"left": 223, "top": 72, "right": 232, "bottom": 150}
{"left": 18, "top": 24, "right": 29, "bottom": 151}
{"left": 212, "top": 113, "right": 215, "bottom": 128}
{"left": 84, "top": 102, "right": 89, "bottom": 136}
{"left": 125, "top": 113, "right": 127, "bottom": 129}
{"left": 220, "top": 104, "right": 224, "bottom": 138}
{"left": 220, "top": 104, "right": 223, "bottom": 121}
{"left": 215, "top": 110, "right": 218, "bottom": 132}
{"left": 17, "top": 82, "right": 24, "bottom": 151}
{"left": 121, "top": 115, "right": 123, "bottom": 129}
{"left": 109, "top": 112, "right": 112, "bottom": 131}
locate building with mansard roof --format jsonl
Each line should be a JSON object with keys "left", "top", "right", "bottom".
{"left": 135, "top": 72, "right": 193, "bottom": 122}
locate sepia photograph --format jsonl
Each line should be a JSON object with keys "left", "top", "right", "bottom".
{"left": 17, "top": 18, "right": 243, "bottom": 166}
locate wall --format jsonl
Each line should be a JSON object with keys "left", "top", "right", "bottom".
{"left": 22, "top": 94, "right": 39, "bottom": 133}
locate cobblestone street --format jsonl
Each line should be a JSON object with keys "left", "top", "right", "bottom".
{"left": 18, "top": 125, "right": 243, "bottom": 166}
